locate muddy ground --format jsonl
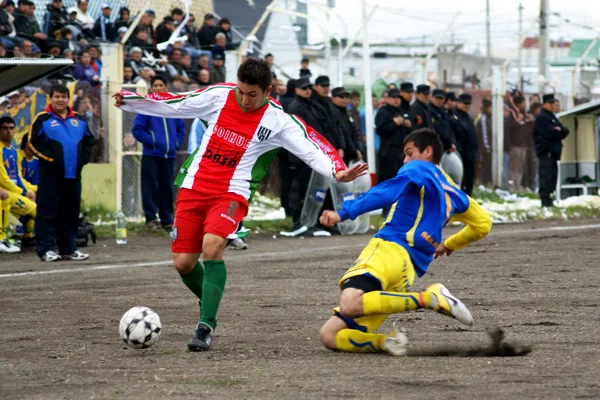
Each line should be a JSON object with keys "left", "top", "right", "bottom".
{"left": 1, "top": 219, "right": 599, "bottom": 399}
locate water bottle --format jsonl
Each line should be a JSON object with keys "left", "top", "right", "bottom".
{"left": 116, "top": 211, "right": 127, "bottom": 244}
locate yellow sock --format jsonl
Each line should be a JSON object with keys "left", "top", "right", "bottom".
{"left": 24, "top": 217, "right": 35, "bottom": 239}
{"left": 362, "top": 291, "right": 433, "bottom": 315}
{"left": 0, "top": 199, "right": 9, "bottom": 241}
{"left": 335, "top": 329, "right": 387, "bottom": 353}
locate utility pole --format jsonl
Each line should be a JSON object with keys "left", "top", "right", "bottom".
{"left": 485, "top": 0, "right": 491, "bottom": 76}
{"left": 518, "top": 3, "right": 523, "bottom": 92}
{"left": 538, "top": 0, "right": 549, "bottom": 94}
{"left": 360, "top": 0, "right": 375, "bottom": 181}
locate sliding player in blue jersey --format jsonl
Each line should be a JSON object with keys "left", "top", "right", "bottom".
{"left": 319, "top": 128, "right": 492, "bottom": 356}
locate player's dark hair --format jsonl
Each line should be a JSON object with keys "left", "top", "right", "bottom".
{"left": 403, "top": 128, "right": 443, "bottom": 164}
{"left": 151, "top": 75, "right": 168, "bottom": 87}
{"left": 49, "top": 84, "right": 69, "bottom": 98}
{"left": 237, "top": 58, "right": 272, "bottom": 91}
{"left": 0, "top": 116, "right": 15, "bottom": 128}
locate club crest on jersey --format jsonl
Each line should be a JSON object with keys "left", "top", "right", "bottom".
{"left": 256, "top": 126, "right": 272, "bottom": 142}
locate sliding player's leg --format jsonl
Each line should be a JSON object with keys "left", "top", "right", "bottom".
{"left": 338, "top": 239, "right": 473, "bottom": 326}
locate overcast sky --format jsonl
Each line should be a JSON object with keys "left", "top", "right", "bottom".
{"left": 305, "top": 0, "right": 600, "bottom": 52}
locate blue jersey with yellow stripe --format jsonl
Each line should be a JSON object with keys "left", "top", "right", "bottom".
{"left": 20, "top": 153, "right": 39, "bottom": 185}
{"left": 2, "top": 145, "right": 27, "bottom": 193}
{"left": 338, "top": 160, "right": 476, "bottom": 277}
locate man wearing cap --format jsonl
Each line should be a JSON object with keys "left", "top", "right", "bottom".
{"left": 94, "top": 4, "right": 116, "bottom": 42}
{"left": 331, "top": 87, "right": 361, "bottom": 164}
{"left": 299, "top": 58, "right": 312, "bottom": 80}
{"left": 44, "top": 0, "right": 67, "bottom": 38}
{"left": 209, "top": 52, "right": 226, "bottom": 84}
{"left": 444, "top": 92, "right": 461, "bottom": 149}
{"left": 428, "top": 88, "right": 456, "bottom": 152}
{"left": 311, "top": 75, "right": 345, "bottom": 153}
{"left": 375, "top": 88, "right": 410, "bottom": 194}
{"left": 534, "top": 94, "right": 570, "bottom": 207}
{"left": 287, "top": 78, "right": 329, "bottom": 228}
{"left": 453, "top": 93, "right": 478, "bottom": 195}
{"left": 398, "top": 83, "right": 414, "bottom": 129}
{"left": 411, "top": 84, "right": 432, "bottom": 130}
{"left": 198, "top": 13, "right": 218, "bottom": 49}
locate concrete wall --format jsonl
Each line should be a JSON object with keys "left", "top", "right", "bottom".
{"left": 81, "top": 163, "right": 117, "bottom": 211}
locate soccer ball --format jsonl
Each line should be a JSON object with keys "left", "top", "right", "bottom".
{"left": 119, "top": 306, "right": 162, "bottom": 349}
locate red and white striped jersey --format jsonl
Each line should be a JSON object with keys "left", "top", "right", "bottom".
{"left": 119, "top": 84, "right": 342, "bottom": 203}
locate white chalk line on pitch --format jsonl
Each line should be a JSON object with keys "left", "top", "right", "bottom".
{"left": 1, "top": 222, "right": 600, "bottom": 280}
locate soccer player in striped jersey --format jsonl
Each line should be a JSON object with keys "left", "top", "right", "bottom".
{"left": 319, "top": 129, "right": 492, "bottom": 356}
{"left": 114, "top": 58, "right": 367, "bottom": 352}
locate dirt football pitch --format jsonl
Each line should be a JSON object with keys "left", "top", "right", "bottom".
{"left": 1, "top": 219, "right": 599, "bottom": 399}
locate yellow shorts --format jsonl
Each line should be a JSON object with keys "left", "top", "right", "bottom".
{"left": 334, "top": 238, "right": 417, "bottom": 333}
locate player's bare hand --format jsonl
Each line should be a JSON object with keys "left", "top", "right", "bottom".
{"left": 320, "top": 210, "right": 341, "bottom": 227}
{"left": 26, "top": 191, "right": 35, "bottom": 201}
{"left": 113, "top": 92, "right": 125, "bottom": 107}
{"left": 434, "top": 244, "right": 453, "bottom": 259}
{"left": 335, "top": 162, "right": 368, "bottom": 182}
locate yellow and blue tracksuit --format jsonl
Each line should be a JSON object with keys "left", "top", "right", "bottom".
{"left": 18, "top": 149, "right": 39, "bottom": 187}
{"left": 28, "top": 105, "right": 96, "bottom": 257}
{"left": 0, "top": 144, "right": 37, "bottom": 239}
{"left": 332, "top": 160, "right": 492, "bottom": 353}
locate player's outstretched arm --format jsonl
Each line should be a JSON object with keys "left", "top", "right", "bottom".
{"left": 441, "top": 197, "right": 492, "bottom": 255}
{"left": 329, "top": 175, "right": 406, "bottom": 224}
{"left": 278, "top": 115, "right": 369, "bottom": 181}
{"left": 335, "top": 163, "right": 368, "bottom": 182}
{"left": 112, "top": 85, "right": 230, "bottom": 119}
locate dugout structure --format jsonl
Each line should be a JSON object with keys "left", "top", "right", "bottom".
{"left": 555, "top": 100, "right": 600, "bottom": 200}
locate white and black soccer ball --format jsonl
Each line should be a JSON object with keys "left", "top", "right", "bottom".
{"left": 119, "top": 306, "right": 162, "bottom": 349}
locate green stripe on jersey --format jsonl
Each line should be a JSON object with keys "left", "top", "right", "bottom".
{"left": 248, "top": 148, "right": 280, "bottom": 201}
{"left": 175, "top": 146, "right": 201, "bottom": 188}
{"left": 269, "top": 100, "right": 283, "bottom": 110}
{"left": 163, "top": 85, "right": 235, "bottom": 104}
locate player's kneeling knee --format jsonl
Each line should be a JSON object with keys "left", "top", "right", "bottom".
{"left": 339, "top": 293, "right": 363, "bottom": 318}
{"left": 319, "top": 325, "right": 337, "bottom": 350}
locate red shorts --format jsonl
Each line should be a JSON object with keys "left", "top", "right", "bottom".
{"left": 171, "top": 188, "right": 248, "bottom": 253}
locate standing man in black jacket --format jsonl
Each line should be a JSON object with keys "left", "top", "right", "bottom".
{"left": 28, "top": 84, "right": 96, "bottom": 262}
{"left": 286, "top": 78, "right": 325, "bottom": 228}
{"left": 411, "top": 84, "right": 431, "bottom": 130}
{"left": 331, "top": 87, "right": 362, "bottom": 164}
{"left": 375, "top": 88, "right": 411, "bottom": 183}
{"left": 398, "top": 82, "right": 414, "bottom": 129}
{"left": 311, "top": 75, "right": 345, "bottom": 155}
{"left": 534, "top": 94, "right": 570, "bottom": 207}
{"left": 428, "top": 88, "right": 456, "bottom": 152}
{"left": 454, "top": 93, "right": 478, "bottom": 195}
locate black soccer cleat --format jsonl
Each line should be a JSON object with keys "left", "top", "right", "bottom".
{"left": 187, "top": 322, "right": 213, "bottom": 352}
